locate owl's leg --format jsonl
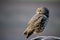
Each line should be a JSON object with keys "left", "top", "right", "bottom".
{"left": 34, "top": 28, "right": 41, "bottom": 35}
{"left": 33, "top": 27, "right": 43, "bottom": 35}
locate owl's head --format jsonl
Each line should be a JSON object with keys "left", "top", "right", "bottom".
{"left": 36, "top": 7, "right": 49, "bottom": 17}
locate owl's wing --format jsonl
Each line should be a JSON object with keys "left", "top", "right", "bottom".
{"left": 23, "top": 14, "right": 41, "bottom": 38}
{"left": 23, "top": 14, "right": 40, "bottom": 38}
{"left": 33, "top": 15, "right": 47, "bottom": 35}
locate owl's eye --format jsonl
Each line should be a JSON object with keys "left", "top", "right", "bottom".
{"left": 39, "top": 10, "right": 41, "bottom": 12}
{"left": 38, "top": 10, "right": 41, "bottom": 12}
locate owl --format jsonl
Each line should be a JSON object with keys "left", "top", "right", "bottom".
{"left": 23, "top": 7, "right": 49, "bottom": 38}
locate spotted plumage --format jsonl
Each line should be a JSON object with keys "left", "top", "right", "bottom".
{"left": 23, "top": 7, "right": 49, "bottom": 38}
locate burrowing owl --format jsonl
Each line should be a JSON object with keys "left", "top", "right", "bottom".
{"left": 23, "top": 7, "right": 49, "bottom": 38}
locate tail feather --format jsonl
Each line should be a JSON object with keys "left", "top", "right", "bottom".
{"left": 23, "top": 29, "right": 35, "bottom": 38}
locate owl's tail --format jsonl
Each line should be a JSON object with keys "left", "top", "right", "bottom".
{"left": 23, "top": 28, "right": 35, "bottom": 38}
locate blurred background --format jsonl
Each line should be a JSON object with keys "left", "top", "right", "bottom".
{"left": 0, "top": 0, "right": 60, "bottom": 40}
